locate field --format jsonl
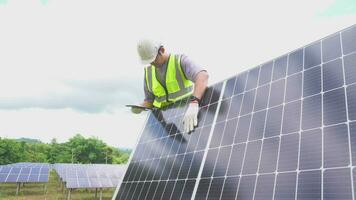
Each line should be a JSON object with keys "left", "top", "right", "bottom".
{"left": 0, "top": 170, "right": 116, "bottom": 200}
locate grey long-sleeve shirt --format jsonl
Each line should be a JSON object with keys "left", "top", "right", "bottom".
{"left": 144, "top": 54, "right": 206, "bottom": 103}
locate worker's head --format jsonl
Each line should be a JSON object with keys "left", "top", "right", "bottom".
{"left": 137, "top": 39, "right": 167, "bottom": 66}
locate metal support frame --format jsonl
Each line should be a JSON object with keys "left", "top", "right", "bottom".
{"left": 43, "top": 183, "right": 47, "bottom": 194}
{"left": 67, "top": 188, "right": 71, "bottom": 200}
{"left": 16, "top": 183, "right": 21, "bottom": 195}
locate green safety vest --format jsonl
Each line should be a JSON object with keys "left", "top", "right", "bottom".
{"left": 145, "top": 54, "right": 193, "bottom": 108}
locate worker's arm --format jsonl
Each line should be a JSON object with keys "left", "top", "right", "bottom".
{"left": 192, "top": 71, "right": 209, "bottom": 100}
{"left": 182, "top": 70, "right": 209, "bottom": 133}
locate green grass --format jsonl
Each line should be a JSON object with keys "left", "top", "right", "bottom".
{"left": 0, "top": 171, "right": 116, "bottom": 199}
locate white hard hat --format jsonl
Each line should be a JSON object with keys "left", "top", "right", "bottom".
{"left": 137, "top": 39, "right": 162, "bottom": 65}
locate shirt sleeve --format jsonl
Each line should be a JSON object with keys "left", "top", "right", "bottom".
{"left": 143, "top": 70, "right": 155, "bottom": 103}
{"left": 180, "top": 54, "right": 207, "bottom": 82}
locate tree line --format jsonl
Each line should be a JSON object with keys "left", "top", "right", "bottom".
{"left": 0, "top": 134, "right": 131, "bottom": 165}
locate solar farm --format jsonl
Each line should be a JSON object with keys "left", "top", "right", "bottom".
{"left": 0, "top": 162, "right": 126, "bottom": 199}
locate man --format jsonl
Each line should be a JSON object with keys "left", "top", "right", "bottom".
{"left": 131, "top": 39, "right": 209, "bottom": 133}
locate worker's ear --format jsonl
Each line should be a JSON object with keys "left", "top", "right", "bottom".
{"left": 158, "top": 47, "right": 165, "bottom": 55}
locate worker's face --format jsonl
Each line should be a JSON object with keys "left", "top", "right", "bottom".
{"left": 151, "top": 47, "right": 165, "bottom": 67}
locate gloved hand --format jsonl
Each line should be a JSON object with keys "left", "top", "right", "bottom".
{"left": 131, "top": 107, "right": 144, "bottom": 114}
{"left": 182, "top": 102, "right": 199, "bottom": 133}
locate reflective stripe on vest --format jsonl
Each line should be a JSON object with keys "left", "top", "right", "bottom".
{"left": 145, "top": 54, "right": 193, "bottom": 108}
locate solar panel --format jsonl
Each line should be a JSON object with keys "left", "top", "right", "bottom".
{"left": 114, "top": 24, "right": 356, "bottom": 200}
{"left": 0, "top": 166, "right": 49, "bottom": 183}
{"left": 53, "top": 163, "right": 126, "bottom": 189}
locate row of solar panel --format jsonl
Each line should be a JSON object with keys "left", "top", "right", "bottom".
{"left": 0, "top": 166, "right": 50, "bottom": 183}
{"left": 54, "top": 164, "right": 126, "bottom": 189}
{"left": 118, "top": 167, "right": 353, "bottom": 200}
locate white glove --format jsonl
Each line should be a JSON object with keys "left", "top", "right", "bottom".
{"left": 131, "top": 107, "right": 143, "bottom": 114}
{"left": 182, "top": 102, "right": 199, "bottom": 133}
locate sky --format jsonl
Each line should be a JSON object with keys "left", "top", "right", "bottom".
{"left": 0, "top": 0, "right": 355, "bottom": 148}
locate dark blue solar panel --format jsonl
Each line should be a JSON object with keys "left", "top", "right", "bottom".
{"left": 245, "top": 67, "right": 260, "bottom": 90}
{"left": 344, "top": 52, "right": 356, "bottom": 85}
{"left": 227, "top": 94, "right": 243, "bottom": 119}
{"left": 240, "top": 89, "right": 256, "bottom": 115}
{"left": 201, "top": 149, "right": 218, "bottom": 178}
{"left": 297, "top": 170, "right": 321, "bottom": 199}
{"left": 237, "top": 175, "right": 256, "bottom": 199}
{"left": 210, "top": 122, "right": 225, "bottom": 148}
{"left": 17, "top": 174, "right": 29, "bottom": 182}
{"left": 234, "top": 72, "right": 248, "bottom": 95}
{"left": 278, "top": 133, "right": 299, "bottom": 172}
{"left": 226, "top": 144, "right": 245, "bottom": 176}
{"left": 285, "top": 72, "right": 302, "bottom": 102}
{"left": 275, "top": 172, "right": 297, "bottom": 199}
{"left": 324, "top": 124, "right": 350, "bottom": 168}
{"left": 347, "top": 83, "right": 356, "bottom": 120}
{"left": 224, "top": 77, "right": 236, "bottom": 99}
{"left": 299, "top": 129, "right": 322, "bottom": 170}
{"left": 206, "top": 177, "right": 224, "bottom": 199}
{"left": 180, "top": 180, "right": 195, "bottom": 200}
{"left": 171, "top": 180, "right": 185, "bottom": 200}
{"left": 213, "top": 146, "right": 231, "bottom": 177}
{"left": 258, "top": 61, "right": 273, "bottom": 86}
{"left": 268, "top": 79, "right": 285, "bottom": 107}
{"left": 220, "top": 118, "right": 237, "bottom": 146}
{"left": 242, "top": 140, "right": 262, "bottom": 174}
{"left": 234, "top": 114, "right": 251, "bottom": 143}
{"left": 254, "top": 174, "right": 275, "bottom": 200}
{"left": 258, "top": 137, "right": 279, "bottom": 173}
{"left": 288, "top": 48, "right": 304, "bottom": 75}
{"left": 0, "top": 174, "right": 7, "bottom": 182}
{"left": 304, "top": 41, "right": 321, "bottom": 69}
{"left": 303, "top": 65, "right": 321, "bottom": 97}
{"left": 249, "top": 110, "right": 266, "bottom": 140}
{"left": 265, "top": 105, "right": 283, "bottom": 137}
{"left": 7, "top": 174, "right": 19, "bottom": 182}
{"left": 115, "top": 24, "right": 356, "bottom": 200}
{"left": 302, "top": 94, "right": 322, "bottom": 130}
{"left": 324, "top": 168, "right": 353, "bottom": 199}
{"left": 220, "top": 177, "right": 239, "bottom": 199}
{"left": 323, "top": 58, "right": 344, "bottom": 92}
{"left": 322, "top": 33, "right": 342, "bottom": 62}
{"left": 282, "top": 100, "right": 301, "bottom": 134}
{"left": 323, "top": 87, "right": 347, "bottom": 125}
{"left": 217, "top": 99, "right": 231, "bottom": 122}
{"left": 254, "top": 84, "right": 270, "bottom": 111}
{"left": 273, "top": 55, "right": 287, "bottom": 80}
{"left": 341, "top": 25, "right": 356, "bottom": 54}
{"left": 195, "top": 178, "right": 210, "bottom": 199}
{"left": 350, "top": 121, "right": 356, "bottom": 164}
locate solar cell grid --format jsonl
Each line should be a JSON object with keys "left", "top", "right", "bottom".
{"left": 114, "top": 24, "right": 356, "bottom": 200}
